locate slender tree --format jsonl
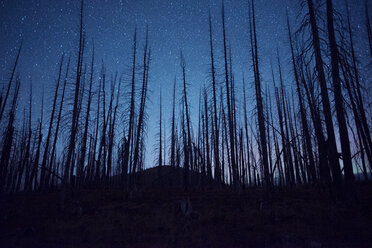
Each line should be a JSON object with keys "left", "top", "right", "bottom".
{"left": 208, "top": 10, "right": 221, "bottom": 183}
{"left": 249, "top": 0, "right": 271, "bottom": 188}
{"left": 222, "top": 2, "right": 239, "bottom": 188}
{"left": 132, "top": 28, "right": 150, "bottom": 179}
{"left": 170, "top": 77, "right": 177, "bottom": 168}
{"left": 326, "top": 0, "right": 355, "bottom": 190}
{"left": 306, "top": 0, "right": 343, "bottom": 199}
{"left": 64, "top": 0, "right": 85, "bottom": 187}
{"left": 286, "top": 11, "right": 316, "bottom": 183}
{"left": 0, "top": 42, "right": 22, "bottom": 122}
{"left": 0, "top": 78, "right": 20, "bottom": 192}
{"left": 181, "top": 51, "right": 192, "bottom": 191}
{"left": 77, "top": 46, "right": 94, "bottom": 186}
{"left": 40, "top": 54, "right": 65, "bottom": 190}
{"left": 123, "top": 29, "right": 137, "bottom": 185}
{"left": 242, "top": 76, "right": 252, "bottom": 186}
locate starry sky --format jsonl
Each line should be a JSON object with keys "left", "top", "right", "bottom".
{"left": 0, "top": 0, "right": 369, "bottom": 168}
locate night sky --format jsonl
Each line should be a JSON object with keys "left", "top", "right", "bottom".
{"left": 0, "top": 0, "right": 369, "bottom": 168}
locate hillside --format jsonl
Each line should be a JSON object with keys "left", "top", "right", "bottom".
{"left": 134, "top": 165, "right": 222, "bottom": 189}
{"left": 1, "top": 178, "right": 372, "bottom": 247}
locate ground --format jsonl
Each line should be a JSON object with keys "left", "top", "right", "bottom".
{"left": 1, "top": 182, "right": 372, "bottom": 248}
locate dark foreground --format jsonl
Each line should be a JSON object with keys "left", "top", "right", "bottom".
{"left": 1, "top": 183, "right": 372, "bottom": 248}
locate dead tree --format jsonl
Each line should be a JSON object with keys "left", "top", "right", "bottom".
{"left": 277, "top": 53, "right": 296, "bottom": 184}
{"left": 306, "top": 0, "right": 343, "bottom": 199}
{"left": 64, "top": 0, "right": 85, "bottom": 186}
{"left": 16, "top": 85, "right": 33, "bottom": 192}
{"left": 208, "top": 10, "right": 221, "bottom": 183}
{"left": 157, "top": 88, "right": 163, "bottom": 184}
{"left": 203, "top": 89, "right": 212, "bottom": 179}
{"left": 77, "top": 46, "right": 94, "bottom": 187}
{"left": 170, "top": 77, "right": 177, "bottom": 167}
{"left": 286, "top": 11, "right": 316, "bottom": 183}
{"left": 344, "top": 0, "right": 372, "bottom": 169}
{"left": 221, "top": 88, "right": 232, "bottom": 184}
{"left": 222, "top": 3, "right": 239, "bottom": 188}
{"left": 181, "top": 52, "right": 192, "bottom": 191}
{"left": 242, "top": 76, "right": 252, "bottom": 186}
{"left": 106, "top": 73, "right": 119, "bottom": 181}
{"left": 23, "top": 83, "right": 34, "bottom": 191}
{"left": 274, "top": 74, "right": 290, "bottom": 185}
{"left": 46, "top": 58, "right": 70, "bottom": 188}
{"left": 132, "top": 29, "right": 150, "bottom": 181}
{"left": 0, "top": 78, "right": 20, "bottom": 192}
{"left": 248, "top": 0, "right": 271, "bottom": 188}
{"left": 96, "top": 66, "right": 107, "bottom": 181}
{"left": 0, "top": 42, "right": 22, "bottom": 122}
{"left": 92, "top": 67, "right": 102, "bottom": 182}
{"left": 326, "top": 0, "right": 355, "bottom": 194}
{"left": 299, "top": 57, "right": 331, "bottom": 183}
{"left": 123, "top": 29, "right": 137, "bottom": 186}
{"left": 29, "top": 91, "right": 44, "bottom": 191}
{"left": 39, "top": 54, "right": 64, "bottom": 190}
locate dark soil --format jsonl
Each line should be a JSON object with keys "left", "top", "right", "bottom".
{"left": 1, "top": 183, "right": 371, "bottom": 248}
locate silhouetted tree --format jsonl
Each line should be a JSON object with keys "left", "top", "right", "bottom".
{"left": 64, "top": 0, "right": 85, "bottom": 187}
{"left": 0, "top": 42, "right": 22, "bottom": 122}
{"left": 170, "top": 77, "right": 177, "bottom": 168}
{"left": 181, "top": 52, "right": 192, "bottom": 191}
{"left": 123, "top": 29, "right": 137, "bottom": 186}
{"left": 286, "top": 11, "right": 316, "bottom": 183}
{"left": 248, "top": 0, "right": 271, "bottom": 188}
{"left": 132, "top": 28, "right": 150, "bottom": 182}
{"left": 326, "top": 0, "right": 355, "bottom": 200}
{"left": 208, "top": 10, "right": 221, "bottom": 183}
{"left": 306, "top": 0, "right": 343, "bottom": 199}
{"left": 40, "top": 54, "right": 65, "bottom": 190}
{"left": 222, "top": 2, "right": 239, "bottom": 189}
{"left": 0, "top": 78, "right": 20, "bottom": 192}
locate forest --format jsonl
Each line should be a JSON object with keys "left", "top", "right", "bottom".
{"left": 0, "top": 0, "right": 372, "bottom": 247}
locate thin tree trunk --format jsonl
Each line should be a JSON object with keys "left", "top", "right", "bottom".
{"left": 249, "top": 0, "right": 271, "bottom": 188}
{"left": 326, "top": 0, "right": 355, "bottom": 199}
{"left": 0, "top": 42, "right": 22, "bottom": 122}
{"left": 307, "top": 0, "right": 343, "bottom": 199}
{"left": 0, "top": 79, "right": 20, "bottom": 192}
{"left": 286, "top": 12, "right": 316, "bottom": 183}
{"left": 40, "top": 54, "right": 64, "bottom": 190}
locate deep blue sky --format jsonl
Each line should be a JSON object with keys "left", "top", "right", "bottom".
{"left": 0, "top": 0, "right": 369, "bottom": 168}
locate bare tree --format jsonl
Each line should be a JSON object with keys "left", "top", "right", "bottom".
{"left": 0, "top": 42, "right": 22, "bottom": 122}
{"left": 64, "top": 0, "right": 85, "bottom": 187}
{"left": 170, "top": 77, "right": 177, "bottom": 168}
{"left": 286, "top": 11, "right": 316, "bottom": 183}
{"left": 306, "top": 0, "right": 343, "bottom": 199}
{"left": 326, "top": 0, "right": 355, "bottom": 198}
{"left": 222, "top": 2, "right": 239, "bottom": 188}
{"left": 123, "top": 29, "right": 137, "bottom": 186}
{"left": 39, "top": 54, "right": 65, "bottom": 190}
{"left": 208, "top": 10, "right": 221, "bottom": 183}
{"left": 132, "top": 28, "right": 150, "bottom": 181}
{"left": 248, "top": 0, "right": 271, "bottom": 188}
{"left": 0, "top": 78, "right": 20, "bottom": 192}
{"left": 181, "top": 51, "right": 192, "bottom": 191}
